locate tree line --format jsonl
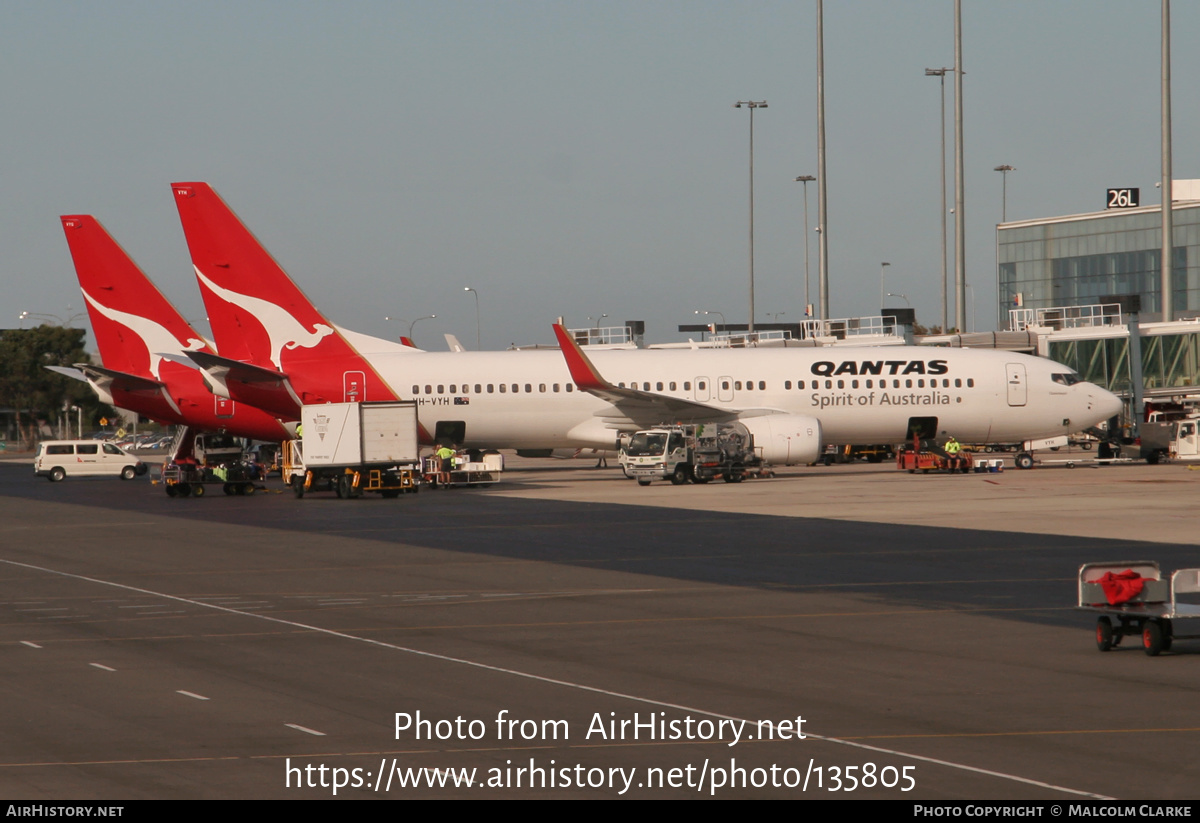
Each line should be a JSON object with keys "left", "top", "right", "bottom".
{"left": 0, "top": 326, "right": 116, "bottom": 449}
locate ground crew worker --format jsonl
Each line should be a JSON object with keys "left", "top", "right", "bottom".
{"left": 436, "top": 443, "right": 456, "bottom": 487}
{"left": 944, "top": 435, "right": 963, "bottom": 471}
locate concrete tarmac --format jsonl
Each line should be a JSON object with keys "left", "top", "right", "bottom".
{"left": 0, "top": 457, "right": 1197, "bottom": 799}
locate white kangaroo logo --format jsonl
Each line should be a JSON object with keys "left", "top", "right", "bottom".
{"left": 194, "top": 267, "right": 334, "bottom": 370}
{"left": 81, "top": 289, "right": 206, "bottom": 380}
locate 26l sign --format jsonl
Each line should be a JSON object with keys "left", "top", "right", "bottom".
{"left": 1107, "top": 188, "right": 1140, "bottom": 209}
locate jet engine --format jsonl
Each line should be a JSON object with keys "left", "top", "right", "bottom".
{"left": 738, "top": 414, "right": 823, "bottom": 465}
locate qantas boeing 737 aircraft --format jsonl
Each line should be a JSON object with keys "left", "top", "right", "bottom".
{"left": 168, "top": 181, "right": 1123, "bottom": 464}
{"left": 55, "top": 215, "right": 291, "bottom": 443}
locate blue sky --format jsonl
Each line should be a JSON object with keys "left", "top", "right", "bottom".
{"left": 4, "top": 1, "right": 1196, "bottom": 348}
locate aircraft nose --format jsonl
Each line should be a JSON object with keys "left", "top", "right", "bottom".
{"left": 1091, "top": 387, "right": 1123, "bottom": 419}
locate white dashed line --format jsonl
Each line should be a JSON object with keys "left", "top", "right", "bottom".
{"left": 89, "top": 663, "right": 116, "bottom": 672}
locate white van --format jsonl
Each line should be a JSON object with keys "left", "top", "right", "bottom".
{"left": 34, "top": 440, "right": 146, "bottom": 482}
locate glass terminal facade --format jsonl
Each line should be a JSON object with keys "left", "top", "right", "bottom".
{"left": 997, "top": 202, "right": 1200, "bottom": 328}
{"left": 1045, "top": 327, "right": 1200, "bottom": 397}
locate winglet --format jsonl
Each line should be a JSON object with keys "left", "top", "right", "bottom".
{"left": 552, "top": 323, "right": 609, "bottom": 391}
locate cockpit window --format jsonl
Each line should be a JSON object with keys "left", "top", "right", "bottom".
{"left": 1051, "top": 373, "right": 1081, "bottom": 386}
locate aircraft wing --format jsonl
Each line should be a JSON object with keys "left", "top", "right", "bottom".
{"left": 66, "top": 364, "right": 165, "bottom": 394}
{"left": 552, "top": 323, "right": 740, "bottom": 427}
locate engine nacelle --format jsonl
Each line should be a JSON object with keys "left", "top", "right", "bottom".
{"left": 739, "top": 414, "right": 823, "bottom": 465}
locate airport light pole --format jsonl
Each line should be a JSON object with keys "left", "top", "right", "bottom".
{"left": 954, "top": 0, "right": 966, "bottom": 334}
{"left": 887, "top": 292, "right": 910, "bottom": 307}
{"left": 384, "top": 315, "right": 407, "bottom": 341}
{"left": 695, "top": 309, "right": 726, "bottom": 334}
{"left": 795, "top": 175, "right": 815, "bottom": 316}
{"left": 409, "top": 315, "right": 436, "bottom": 344}
{"left": 994, "top": 165, "right": 1015, "bottom": 223}
{"left": 734, "top": 100, "right": 767, "bottom": 334}
{"left": 1161, "top": 0, "right": 1174, "bottom": 321}
{"left": 925, "top": 67, "right": 952, "bottom": 333}
{"left": 18, "top": 310, "right": 80, "bottom": 327}
{"left": 463, "top": 287, "right": 480, "bottom": 350}
{"left": 879, "top": 262, "right": 891, "bottom": 312}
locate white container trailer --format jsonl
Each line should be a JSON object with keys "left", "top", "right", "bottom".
{"left": 291, "top": 401, "right": 420, "bottom": 499}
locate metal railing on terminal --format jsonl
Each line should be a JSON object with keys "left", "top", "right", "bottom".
{"left": 1009, "top": 303, "right": 1123, "bottom": 332}
{"left": 801, "top": 315, "right": 906, "bottom": 340}
{"left": 567, "top": 325, "right": 635, "bottom": 346}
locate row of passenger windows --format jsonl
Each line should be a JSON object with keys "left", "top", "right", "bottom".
{"left": 411, "top": 377, "right": 976, "bottom": 395}
{"left": 788, "top": 378, "right": 974, "bottom": 390}
{"left": 414, "top": 383, "right": 577, "bottom": 394}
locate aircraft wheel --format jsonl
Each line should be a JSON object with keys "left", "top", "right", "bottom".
{"left": 670, "top": 465, "right": 690, "bottom": 485}
{"left": 191, "top": 484, "right": 205, "bottom": 498}
{"left": 50, "top": 467, "right": 66, "bottom": 482}
{"left": 291, "top": 477, "right": 305, "bottom": 498}
{"left": 1143, "top": 620, "right": 1165, "bottom": 656}
{"left": 1096, "top": 617, "right": 1114, "bottom": 652}
{"left": 637, "top": 479, "right": 651, "bottom": 486}
{"left": 1015, "top": 452, "right": 1034, "bottom": 470}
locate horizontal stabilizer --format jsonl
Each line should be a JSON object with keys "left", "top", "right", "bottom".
{"left": 186, "top": 350, "right": 290, "bottom": 385}
{"left": 74, "top": 364, "right": 164, "bottom": 393}
{"left": 45, "top": 365, "right": 88, "bottom": 383}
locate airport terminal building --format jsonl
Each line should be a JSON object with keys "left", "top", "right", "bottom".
{"left": 997, "top": 195, "right": 1200, "bottom": 327}
{"left": 997, "top": 189, "right": 1200, "bottom": 400}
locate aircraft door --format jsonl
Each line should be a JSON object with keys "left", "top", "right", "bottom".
{"left": 215, "top": 396, "right": 234, "bottom": 418}
{"left": 717, "top": 376, "right": 734, "bottom": 403}
{"left": 344, "top": 371, "right": 366, "bottom": 403}
{"left": 1006, "top": 363, "right": 1027, "bottom": 406}
{"left": 435, "top": 420, "right": 466, "bottom": 446}
{"left": 694, "top": 377, "right": 711, "bottom": 402}
{"left": 906, "top": 416, "right": 938, "bottom": 446}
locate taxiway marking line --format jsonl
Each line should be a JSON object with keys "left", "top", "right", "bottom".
{"left": 0, "top": 556, "right": 1111, "bottom": 800}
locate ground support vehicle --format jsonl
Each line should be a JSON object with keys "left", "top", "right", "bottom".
{"left": 1140, "top": 417, "right": 1200, "bottom": 464}
{"left": 619, "top": 423, "right": 766, "bottom": 486}
{"left": 160, "top": 430, "right": 262, "bottom": 498}
{"left": 420, "top": 451, "right": 503, "bottom": 488}
{"left": 895, "top": 437, "right": 973, "bottom": 474}
{"left": 35, "top": 440, "right": 146, "bottom": 482}
{"left": 285, "top": 401, "right": 419, "bottom": 500}
{"left": 848, "top": 444, "right": 894, "bottom": 464}
{"left": 1077, "top": 561, "right": 1200, "bottom": 656}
